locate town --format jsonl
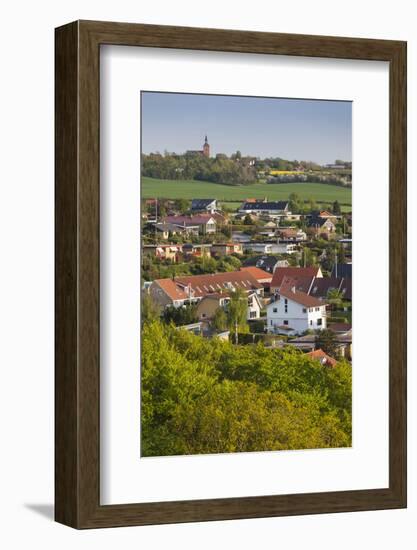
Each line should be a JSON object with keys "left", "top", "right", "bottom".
{"left": 140, "top": 111, "right": 353, "bottom": 456}
{"left": 142, "top": 185, "right": 352, "bottom": 366}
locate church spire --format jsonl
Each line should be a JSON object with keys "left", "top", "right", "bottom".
{"left": 203, "top": 135, "right": 210, "bottom": 157}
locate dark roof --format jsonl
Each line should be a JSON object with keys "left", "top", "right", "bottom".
{"left": 331, "top": 263, "right": 352, "bottom": 279}
{"left": 191, "top": 198, "right": 216, "bottom": 210}
{"left": 243, "top": 255, "right": 282, "bottom": 273}
{"left": 240, "top": 201, "right": 289, "bottom": 211}
{"left": 307, "top": 217, "right": 334, "bottom": 228}
{"left": 339, "top": 277, "right": 352, "bottom": 300}
{"left": 153, "top": 222, "right": 186, "bottom": 233}
{"left": 309, "top": 277, "right": 343, "bottom": 299}
{"left": 328, "top": 323, "right": 352, "bottom": 333}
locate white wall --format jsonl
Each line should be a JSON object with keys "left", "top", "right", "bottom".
{"left": 0, "top": 1, "right": 416, "bottom": 548}
{"left": 268, "top": 296, "right": 326, "bottom": 333}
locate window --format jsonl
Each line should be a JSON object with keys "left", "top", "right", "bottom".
{"left": 270, "top": 320, "right": 273, "bottom": 326}
{"left": 315, "top": 307, "right": 320, "bottom": 311}
{"left": 317, "top": 318, "right": 323, "bottom": 326}
{"left": 250, "top": 311, "right": 257, "bottom": 319}
{"left": 283, "top": 320, "right": 289, "bottom": 326}
{"left": 273, "top": 307, "right": 277, "bottom": 313}
{"left": 302, "top": 308, "right": 307, "bottom": 313}
{"left": 284, "top": 305, "right": 288, "bottom": 313}
{"left": 284, "top": 298, "right": 288, "bottom": 305}
{"left": 310, "top": 320, "right": 313, "bottom": 325}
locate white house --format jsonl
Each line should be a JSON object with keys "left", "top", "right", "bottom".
{"left": 247, "top": 292, "right": 263, "bottom": 320}
{"left": 243, "top": 242, "right": 297, "bottom": 255}
{"left": 239, "top": 201, "right": 290, "bottom": 218}
{"left": 266, "top": 286, "right": 327, "bottom": 335}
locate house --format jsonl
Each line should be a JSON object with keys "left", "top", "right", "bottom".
{"left": 196, "top": 291, "right": 262, "bottom": 322}
{"left": 191, "top": 198, "right": 217, "bottom": 214}
{"left": 240, "top": 266, "right": 272, "bottom": 288}
{"left": 308, "top": 277, "right": 346, "bottom": 300}
{"left": 277, "top": 228, "right": 307, "bottom": 242}
{"left": 307, "top": 217, "right": 336, "bottom": 237}
{"left": 267, "top": 284, "right": 327, "bottom": 335}
{"left": 151, "top": 222, "right": 190, "bottom": 239}
{"left": 211, "top": 242, "right": 243, "bottom": 256}
{"left": 142, "top": 244, "right": 183, "bottom": 262}
{"left": 149, "top": 270, "right": 264, "bottom": 309}
{"left": 306, "top": 349, "right": 337, "bottom": 367}
{"left": 287, "top": 330, "right": 352, "bottom": 359}
{"left": 270, "top": 266, "right": 323, "bottom": 293}
{"left": 328, "top": 323, "right": 352, "bottom": 334}
{"left": 243, "top": 242, "right": 297, "bottom": 255}
{"left": 211, "top": 212, "right": 229, "bottom": 225}
{"left": 239, "top": 200, "right": 290, "bottom": 218}
{"left": 149, "top": 278, "right": 189, "bottom": 309}
{"left": 312, "top": 210, "right": 339, "bottom": 220}
{"left": 243, "top": 255, "right": 289, "bottom": 273}
{"left": 196, "top": 294, "right": 231, "bottom": 321}
{"left": 161, "top": 214, "right": 217, "bottom": 235}
{"left": 182, "top": 243, "right": 212, "bottom": 258}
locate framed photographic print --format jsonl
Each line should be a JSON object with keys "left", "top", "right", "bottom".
{"left": 55, "top": 20, "right": 407, "bottom": 528}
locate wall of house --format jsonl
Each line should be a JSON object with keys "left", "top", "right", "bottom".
{"left": 267, "top": 296, "right": 326, "bottom": 334}
{"left": 196, "top": 298, "right": 222, "bottom": 320}
{"left": 247, "top": 295, "right": 261, "bottom": 319}
{"left": 149, "top": 282, "right": 177, "bottom": 309}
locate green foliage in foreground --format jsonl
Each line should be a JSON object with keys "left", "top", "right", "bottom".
{"left": 141, "top": 321, "right": 352, "bottom": 457}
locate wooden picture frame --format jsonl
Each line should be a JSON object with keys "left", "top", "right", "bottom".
{"left": 55, "top": 20, "right": 407, "bottom": 529}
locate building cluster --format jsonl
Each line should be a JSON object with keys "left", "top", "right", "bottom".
{"left": 142, "top": 195, "right": 352, "bottom": 364}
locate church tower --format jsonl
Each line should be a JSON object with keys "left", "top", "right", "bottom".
{"left": 203, "top": 135, "right": 210, "bottom": 157}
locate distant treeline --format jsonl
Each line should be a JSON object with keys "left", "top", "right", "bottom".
{"left": 142, "top": 153, "right": 256, "bottom": 186}
{"left": 268, "top": 173, "right": 351, "bottom": 187}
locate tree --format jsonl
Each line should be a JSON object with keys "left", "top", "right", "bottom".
{"left": 174, "top": 198, "right": 189, "bottom": 214}
{"left": 308, "top": 197, "right": 318, "bottom": 212}
{"left": 332, "top": 200, "right": 341, "bottom": 215}
{"left": 142, "top": 293, "right": 160, "bottom": 325}
{"left": 288, "top": 192, "right": 301, "bottom": 213}
{"left": 301, "top": 246, "right": 317, "bottom": 267}
{"left": 212, "top": 307, "right": 228, "bottom": 332}
{"left": 227, "top": 288, "right": 248, "bottom": 338}
{"left": 315, "top": 329, "right": 339, "bottom": 358}
{"left": 327, "top": 288, "right": 344, "bottom": 310}
{"left": 163, "top": 304, "right": 198, "bottom": 326}
{"left": 243, "top": 214, "right": 254, "bottom": 225}
{"left": 141, "top": 321, "right": 352, "bottom": 457}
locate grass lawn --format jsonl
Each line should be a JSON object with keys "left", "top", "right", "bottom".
{"left": 142, "top": 177, "right": 352, "bottom": 206}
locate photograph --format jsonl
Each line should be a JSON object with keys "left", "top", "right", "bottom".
{"left": 140, "top": 91, "right": 353, "bottom": 458}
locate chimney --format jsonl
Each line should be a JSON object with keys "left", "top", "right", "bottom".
{"left": 291, "top": 286, "right": 296, "bottom": 293}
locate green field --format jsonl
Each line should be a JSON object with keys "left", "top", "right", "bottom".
{"left": 142, "top": 177, "right": 352, "bottom": 206}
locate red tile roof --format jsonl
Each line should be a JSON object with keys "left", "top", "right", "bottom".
{"left": 278, "top": 283, "right": 326, "bottom": 307}
{"left": 153, "top": 270, "right": 263, "bottom": 302}
{"left": 306, "top": 349, "right": 337, "bottom": 367}
{"left": 154, "top": 279, "right": 188, "bottom": 301}
{"left": 271, "top": 267, "right": 321, "bottom": 289}
{"left": 240, "top": 266, "right": 272, "bottom": 282}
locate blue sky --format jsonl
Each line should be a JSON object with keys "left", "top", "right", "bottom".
{"left": 141, "top": 92, "right": 352, "bottom": 165}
